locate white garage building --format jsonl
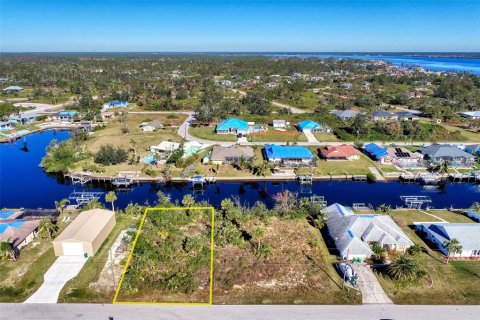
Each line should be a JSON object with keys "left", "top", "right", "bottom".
{"left": 53, "top": 209, "right": 116, "bottom": 257}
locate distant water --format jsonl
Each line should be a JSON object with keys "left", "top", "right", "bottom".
{"left": 263, "top": 53, "right": 480, "bottom": 75}
{"left": 1, "top": 130, "right": 479, "bottom": 209}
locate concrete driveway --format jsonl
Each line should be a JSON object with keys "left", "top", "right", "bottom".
{"left": 303, "top": 130, "right": 319, "bottom": 143}
{"left": 352, "top": 263, "right": 393, "bottom": 304}
{"left": 24, "top": 256, "right": 87, "bottom": 303}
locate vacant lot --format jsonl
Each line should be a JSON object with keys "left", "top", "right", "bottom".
{"left": 297, "top": 152, "right": 376, "bottom": 176}
{"left": 375, "top": 209, "right": 480, "bottom": 304}
{"left": 250, "top": 127, "right": 307, "bottom": 143}
{"left": 189, "top": 125, "right": 237, "bottom": 142}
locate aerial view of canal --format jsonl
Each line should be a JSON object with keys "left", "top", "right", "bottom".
{"left": 1, "top": 130, "right": 479, "bottom": 210}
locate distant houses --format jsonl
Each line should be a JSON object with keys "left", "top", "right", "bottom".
{"left": 140, "top": 119, "right": 164, "bottom": 132}
{"left": 325, "top": 203, "right": 414, "bottom": 261}
{"left": 216, "top": 118, "right": 249, "bottom": 135}
{"left": 460, "top": 111, "right": 480, "bottom": 120}
{"left": 415, "top": 223, "right": 480, "bottom": 259}
{"left": 297, "top": 120, "right": 330, "bottom": 133}
{"left": 340, "top": 83, "right": 352, "bottom": 89}
{"left": 332, "top": 109, "right": 360, "bottom": 121}
{"left": 49, "top": 111, "right": 78, "bottom": 122}
{"left": 264, "top": 144, "right": 315, "bottom": 167}
{"left": 371, "top": 110, "right": 397, "bottom": 122}
{"left": 2, "top": 86, "right": 23, "bottom": 94}
{"left": 205, "top": 145, "right": 254, "bottom": 165}
{"left": 396, "top": 111, "right": 419, "bottom": 121}
{"left": 272, "top": 119, "right": 288, "bottom": 128}
{"left": 319, "top": 144, "right": 361, "bottom": 161}
{"left": 102, "top": 100, "right": 128, "bottom": 111}
{"left": 0, "top": 121, "right": 13, "bottom": 132}
{"left": 421, "top": 144, "right": 475, "bottom": 167}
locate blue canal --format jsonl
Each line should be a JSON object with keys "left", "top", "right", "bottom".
{"left": 0, "top": 130, "right": 479, "bottom": 209}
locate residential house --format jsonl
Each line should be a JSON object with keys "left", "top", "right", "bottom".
{"left": 102, "top": 100, "right": 128, "bottom": 110}
{"left": 310, "top": 76, "right": 324, "bottom": 82}
{"left": 465, "top": 144, "right": 480, "bottom": 156}
{"left": 101, "top": 111, "right": 115, "bottom": 120}
{"left": 386, "top": 146, "right": 424, "bottom": 168}
{"left": 264, "top": 82, "right": 279, "bottom": 89}
{"left": 421, "top": 144, "right": 475, "bottom": 167}
{"left": 150, "top": 141, "right": 180, "bottom": 153}
{"left": 205, "top": 145, "right": 254, "bottom": 165}
{"left": 0, "top": 121, "right": 13, "bottom": 131}
{"left": 371, "top": 110, "right": 397, "bottom": 121}
{"left": 9, "top": 113, "right": 39, "bottom": 125}
{"left": 264, "top": 144, "right": 315, "bottom": 167}
{"left": 332, "top": 109, "right": 360, "bottom": 121}
{"left": 2, "top": 86, "right": 23, "bottom": 94}
{"left": 340, "top": 83, "right": 352, "bottom": 89}
{"left": 460, "top": 111, "right": 480, "bottom": 120}
{"left": 363, "top": 143, "right": 390, "bottom": 163}
{"left": 183, "top": 141, "right": 207, "bottom": 158}
{"left": 325, "top": 203, "right": 414, "bottom": 261}
{"left": 272, "top": 119, "right": 288, "bottom": 128}
{"left": 216, "top": 118, "right": 249, "bottom": 135}
{"left": 415, "top": 223, "right": 480, "bottom": 258}
{"left": 396, "top": 112, "right": 419, "bottom": 121}
{"left": 140, "top": 120, "right": 164, "bottom": 132}
{"left": 467, "top": 209, "right": 480, "bottom": 223}
{"left": 0, "top": 219, "right": 40, "bottom": 251}
{"left": 49, "top": 111, "right": 78, "bottom": 122}
{"left": 297, "top": 120, "right": 330, "bottom": 133}
{"left": 319, "top": 145, "right": 361, "bottom": 161}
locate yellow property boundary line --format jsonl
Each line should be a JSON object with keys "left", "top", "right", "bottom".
{"left": 112, "top": 206, "right": 215, "bottom": 305}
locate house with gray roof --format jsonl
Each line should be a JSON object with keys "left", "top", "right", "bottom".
{"left": 324, "top": 203, "right": 414, "bottom": 261}
{"left": 372, "top": 110, "right": 397, "bottom": 121}
{"left": 2, "top": 86, "right": 23, "bottom": 94}
{"left": 415, "top": 223, "right": 480, "bottom": 258}
{"left": 206, "top": 145, "right": 254, "bottom": 165}
{"left": 333, "top": 109, "right": 360, "bottom": 121}
{"left": 460, "top": 111, "right": 480, "bottom": 120}
{"left": 396, "top": 112, "right": 419, "bottom": 121}
{"left": 421, "top": 144, "right": 475, "bottom": 167}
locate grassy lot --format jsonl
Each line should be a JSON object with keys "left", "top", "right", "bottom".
{"left": 86, "top": 113, "right": 186, "bottom": 153}
{"left": 418, "top": 118, "right": 480, "bottom": 142}
{"left": 0, "top": 240, "right": 56, "bottom": 302}
{"left": 249, "top": 126, "right": 307, "bottom": 142}
{"left": 58, "top": 215, "right": 137, "bottom": 303}
{"left": 278, "top": 91, "right": 319, "bottom": 110}
{"left": 188, "top": 126, "right": 237, "bottom": 142}
{"left": 296, "top": 152, "right": 375, "bottom": 176}
{"left": 314, "top": 132, "right": 340, "bottom": 142}
{"left": 374, "top": 209, "right": 480, "bottom": 304}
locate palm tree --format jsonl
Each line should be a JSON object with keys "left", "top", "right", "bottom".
{"left": 443, "top": 238, "right": 463, "bottom": 264}
{"left": 105, "top": 191, "right": 117, "bottom": 212}
{"left": 471, "top": 202, "right": 480, "bottom": 214}
{"left": 54, "top": 198, "right": 69, "bottom": 215}
{"left": 182, "top": 194, "right": 195, "bottom": 207}
{"left": 376, "top": 203, "right": 392, "bottom": 214}
{"left": 387, "top": 255, "right": 423, "bottom": 281}
{"left": 38, "top": 217, "right": 57, "bottom": 239}
{"left": 0, "top": 241, "right": 16, "bottom": 261}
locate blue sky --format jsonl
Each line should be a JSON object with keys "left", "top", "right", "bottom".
{"left": 1, "top": 0, "right": 479, "bottom": 52}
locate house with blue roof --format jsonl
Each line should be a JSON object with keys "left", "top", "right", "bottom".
{"left": 264, "top": 144, "right": 315, "bottom": 167}
{"left": 325, "top": 203, "right": 414, "bottom": 261}
{"left": 102, "top": 100, "right": 129, "bottom": 111}
{"left": 363, "top": 143, "right": 390, "bottom": 163}
{"left": 465, "top": 144, "right": 480, "bottom": 156}
{"left": 297, "top": 120, "right": 330, "bottom": 133}
{"left": 216, "top": 118, "right": 249, "bottom": 135}
{"left": 49, "top": 111, "right": 78, "bottom": 122}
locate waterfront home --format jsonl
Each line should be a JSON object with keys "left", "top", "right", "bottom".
{"left": 325, "top": 203, "right": 414, "bottom": 261}
{"left": 53, "top": 209, "right": 115, "bottom": 257}
{"left": 205, "top": 145, "right": 254, "bottom": 165}
{"left": 183, "top": 141, "right": 206, "bottom": 158}
{"left": 415, "top": 223, "right": 480, "bottom": 259}
{"left": 272, "top": 119, "right": 288, "bottom": 128}
{"left": 102, "top": 100, "right": 128, "bottom": 110}
{"left": 49, "top": 111, "right": 78, "bottom": 122}
{"left": 216, "top": 117, "right": 249, "bottom": 135}
{"left": 332, "top": 109, "right": 360, "bottom": 121}
{"left": 371, "top": 110, "right": 397, "bottom": 121}
{"left": 386, "top": 146, "right": 424, "bottom": 168}
{"left": 467, "top": 209, "right": 480, "bottom": 222}
{"left": 319, "top": 144, "right": 361, "bottom": 161}
{"left": 2, "top": 86, "right": 23, "bottom": 94}
{"left": 297, "top": 120, "right": 330, "bottom": 133}
{"left": 9, "top": 113, "right": 39, "bottom": 125}
{"left": 0, "top": 219, "right": 40, "bottom": 251}
{"left": 340, "top": 83, "right": 352, "bottom": 89}
{"left": 460, "top": 111, "right": 480, "bottom": 120}
{"left": 0, "top": 121, "right": 13, "bottom": 131}
{"left": 396, "top": 111, "right": 419, "bottom": 121}
{"left": 421, "top": 144, "right": 475, "bottom": 167}
{"left": 140, "top": 119, "right": 163, "bottom": 132}
{"left": 264, "top": 144, "right": 315, "bottom": 167}
{"left": 363, "top": 143, "right": 390, "bottom": 163}
{"left": 465, "top": 144, "right": 480, "bottom": 156}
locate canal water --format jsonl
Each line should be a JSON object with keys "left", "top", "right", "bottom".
{"left": 0, "top": 130, "right": 479, "bottom": 209}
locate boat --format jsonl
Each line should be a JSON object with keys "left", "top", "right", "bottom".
{"left": 111, "top": 176, "right": 133, "bottom": 187}
{"left": 336, "top": 262, "right": 358, "bottom": 286}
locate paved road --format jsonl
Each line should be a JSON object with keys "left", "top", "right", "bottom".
{"left": 25, "top": 256, "right": 87, "bottom": 303}
{"left": 1, "top": 304, "right": 479, "bottom": 320}
{"left": 353, "top": 263, "right": 392, "bottom": 304}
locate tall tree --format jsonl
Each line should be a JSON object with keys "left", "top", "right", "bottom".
{"left": 444, "top": 238, "right": 462, "bottom": 264}
{"left": 38, "top": 217, "right": 57, "bottom": 239}
{"left": 105, "top": 191, "right": 117, "bottom": 212}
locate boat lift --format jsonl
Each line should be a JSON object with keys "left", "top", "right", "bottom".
{"left": 400, "top": 195, "right": 432, "bottom": 209}
{"left": 68, "top": 191, "right": 104, "bottom": 205}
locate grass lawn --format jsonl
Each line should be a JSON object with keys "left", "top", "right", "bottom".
{"left": 314, "top": 132, "right": 340, "bottom": 142}
{"left": 249, "top": 127, "right": 307, "bottom": 143}
{"left": 278, "top": 91, "right": 319, "bottom": 110}
{"left": 418, "top": 118, "right": 480, "bottom": 142}
{"left": 58, "top": 214, "right": 137, "bottom": 303}
{"left": 188, "top": 126, "right": 237, "bottom": 142}
{"left": 374, "top": 209, "right": 480, "bottom": 304}
{"left": 297, "top": 152, "right": 375, "bottom": 176}
{"left": 0, "top": 240, "right": 56, "bottom": 302}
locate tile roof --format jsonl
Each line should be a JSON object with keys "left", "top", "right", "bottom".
{"left": 319, "top": 144, "right": 360, "bottom": 158}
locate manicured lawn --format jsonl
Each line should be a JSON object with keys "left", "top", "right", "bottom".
{"left": 188, "top": 126, "right": 237, "bottom": 142}
{"left": 298, "top": 153, "right": 376, "bottom": 176}
{"left": 0, "top": 240, "right": 57, "bottom": 302}
{"left": 249, "top": 127, "right": 307, "bottom": 142}
{"left": 58, "top": 215, "right": 137, "bottom": 303}
{"left": 314, "top": 132, "right": 340, "bottom": 142}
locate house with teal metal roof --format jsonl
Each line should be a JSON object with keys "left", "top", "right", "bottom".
{"left": 264, "top": 144, "right": 315, "bottom": 167}
{"left": 297, "top": 120, "right": 330, "bottom": 133}
{"left": 216, "top": 118, "right": 249, "bottom": 135}
{"left": 49, "top": 111, "right": 78, "bottom": 122}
